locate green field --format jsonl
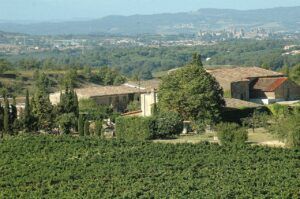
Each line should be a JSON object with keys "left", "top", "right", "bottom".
{"left": 0, "top": 135, "right": 299, "bottom": 198}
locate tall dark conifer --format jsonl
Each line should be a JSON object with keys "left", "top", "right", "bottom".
{"left": 0, "top": 102, "right": 3, "bottom": 139}
{"left": 10, "top": 97, "right": 17, "bottom": 130}
{"left": 78, "top": 115, "right": 84, "bottom": 136}
{"left": 84, "top": 120, "right": 90, "bottom": 136}
{"left": 3, "top": 94, "right": 10, "bottom": 135}
{"left": 24, "top": 90, "right": 32, "bottom": 132}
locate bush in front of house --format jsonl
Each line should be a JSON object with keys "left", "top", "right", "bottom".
{"left": 116, "top": 112, "right": 183, "bottom": 140}
{"left": 269, "top": 110, "right": 300, "bottom": 148}
{"left": 216, "top": 123, "right": 248, "bottom": 146}
{"left": 116, "top": 116, "right": 156, "bottom": 141}
{"left": 153, "top": 111, "right": 183, "bottom": 139}
{"left": 267, "top": 104, "right": 290, "bottom": 117}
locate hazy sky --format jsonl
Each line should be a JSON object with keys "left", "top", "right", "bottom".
{"left": 1, "top": 0, "right": 300, "bottom": 22}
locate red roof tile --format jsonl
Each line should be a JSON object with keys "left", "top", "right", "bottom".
{"left": 252, "top": 77, "right": 288, "bottom": 92}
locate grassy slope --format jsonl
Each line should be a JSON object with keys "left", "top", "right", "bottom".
{"left": 0, "top": 135, "right": 299, "bottom": 198}
{"left": 0, "top": 70, "right": 97, "bottom": 97}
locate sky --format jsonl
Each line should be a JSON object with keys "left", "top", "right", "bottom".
{"left": 0, "top": 0, "right": 300, "bottom": 22}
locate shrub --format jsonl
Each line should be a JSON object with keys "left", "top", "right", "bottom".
{"left": 267, "top": 104, "right": 289, "bottom": 117}
{"left": 127, "top": 101, "right": 140, "bottom": 112}
{"left": 153, "top": 112, "right": 183, "bottom": 139}
{"left": 116, "top": 116, "right": 156, "bottom": 141}
{"left": 242, "top": 110, "right": 270, "bottom": 132}
{"left": 216, "top": 123, "right": 248, "bottom": 146}
{"left": 269, "top": 112, "right": 300, "bottom": 148}
{"left": 116, "top": 113, "right": 183, "bottom": 140}
{"left": 56, "top": 113, "right": 76, "bottom": 135}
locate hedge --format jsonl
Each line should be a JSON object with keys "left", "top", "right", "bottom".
{"left": 216, "top": 123, "right": 248, "bottom": 146}
{"left": 115, "top": 116, "right": 156, "bottom": 141}
{"left": 116, "top": 112, "right": 183, "bottom": 141}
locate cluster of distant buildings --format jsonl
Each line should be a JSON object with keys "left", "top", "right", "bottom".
{"left": 198, "top": 28, "right": 272, "bottom": 41}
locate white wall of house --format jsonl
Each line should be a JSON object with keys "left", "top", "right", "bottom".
{"left": 250, "top": 98, "right": 285, "bottom": 105}
{"left": 141, "top": 90, "right": 157, "bottom": 117}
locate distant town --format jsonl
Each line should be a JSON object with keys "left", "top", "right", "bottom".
{"left": 1, "top": 28, "right": 300, "bottom": 55}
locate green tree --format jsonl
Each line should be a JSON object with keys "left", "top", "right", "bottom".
{"left": 158, "top": 54, "right": 225, "bottom": 124}
{"left": 78, "top": 115, "right": 84, "bottom": 136}
{"left": 56, "top": 113, "right": 76, "bottom": 134}
{"left": 23, "top": 90, "right": 33, "bottom": 132}
{"left": 152, "top": 111, "right": 183, "bottom": 139}
{"left": 94, "top": 120, "right": 103, "bottom": 137}
{"left": 84, "top": 120, "right": 90, "bottom": 136}
{"left": 291, "top": 64, "right": 300, "bottom": 84}
{"left": 31, "top": 90, "right": 54, "bottom": 132}
{"left": 192, "top": 53, "right": 203, "bottom": 67}
{"left": 10, "top": 97, "right": 18, "bottom": 131}
{"left": 34, "top": 71, "right": 52, "bottom": 94}
{"left": 83, "top": 65, "right": 92, "bottom": 81}
{"left": 61, "top": 68, "right": 78, "bottom": 88}
{"left": 140, "top": 70, "right": 153, "bottom": 80}
{"left": 216, "top": 123, "right": 248, "bottom": 146}
{"left": 282, "top": 65, "right": 290, "bottom": 78}
{"left": 269, "top": 111, "right": 300, "bottom": 148}
{"left": 57, "top": 87, "right": 79, "bottom": 117}
{"left": 0, "top": 102, "right": 4, "bottom": 138}
{"left": 242, "top": 109, "right": 270, "bottom": 132}
{"left": 3, "top": 93, "right": 10, "bottom": 135}
{"left": 0, "top": 59, "right": 11, "bottom": 74}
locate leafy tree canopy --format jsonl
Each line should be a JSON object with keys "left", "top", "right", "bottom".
{"left": 158, "top": 54, "right": 225, "bottom": 123}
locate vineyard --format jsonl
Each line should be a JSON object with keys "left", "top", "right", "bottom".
{"left": 0, "top": 135, "right": 299, "bottom": 198}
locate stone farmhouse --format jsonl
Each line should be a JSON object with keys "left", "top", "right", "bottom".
{"left": 50, "top": 67, "right": 300, "bottom": 116}
{"left": 50, "top": 85, "right": 145, "bottom": 112}
{"left": 139, "top": 67, "right": 300, "bottom": 116}
{"left": 207, "top": 67, "right": 300, "bottom": 104}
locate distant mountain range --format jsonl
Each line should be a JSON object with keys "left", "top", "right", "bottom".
{"left": 0, "top": 7, "right": 300, "bottom": 35}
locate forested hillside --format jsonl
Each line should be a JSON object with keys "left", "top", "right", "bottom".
{"left": 1, "top": 7, "right": 300, "bottom": 35}
{"left": 1, "top": 39, "right": 300, "bottom": 96}
{"left": 1, "top": 40, "right": 300, "bottom": 77}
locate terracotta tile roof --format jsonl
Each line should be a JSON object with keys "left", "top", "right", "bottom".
{"left": 206, "top": 67, "right": 284, "bottom": 91}
{"left": 75, "top": 85, "right": 144, "bottom": 98}
{"left": 251, "top": 77, "right": 288, "bottom": 92}
{"left": 225, "top": 98, "right": 261, "bottom": 108}
{"left": 126, "top": 79, "right": 161, "bottom": 91}
{"left": 206, "top": 66, "right": 283, "bottom": 79}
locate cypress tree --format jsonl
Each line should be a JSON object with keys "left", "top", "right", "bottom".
{"left": 95, "top": 120, "right": 102, "bottom": 137}
{"left": 84, "top": 120, "right": 90, "bottom": 136}
{"left": 10, "top": 97, "right": 17, "bottom": 130}
{"left": 0, "top": 102, "right": 3, "bottom": 139}
{"left": 73, "top": 91, "right": 79, "bottom": 117}
{"left": 33, "top": 91, "right": 53, "bottom": 132}
{"left": 24, "top": 90, "right": 32, "bottom": 132}
{"left": 3, "top": 95, "right": 10, "bottom": 135}
{"left": 192, "top": 53, "right": 203, "bottom": 67}
{"left": 78, "top": 115, "right": 84, "bottom": 136}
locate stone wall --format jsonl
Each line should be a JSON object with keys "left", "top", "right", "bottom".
{"left": 231, "top": 80, "right": 250, "bottom": 101}
{"left": 275, "top": 80, "right": 300, "bottom": 100}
